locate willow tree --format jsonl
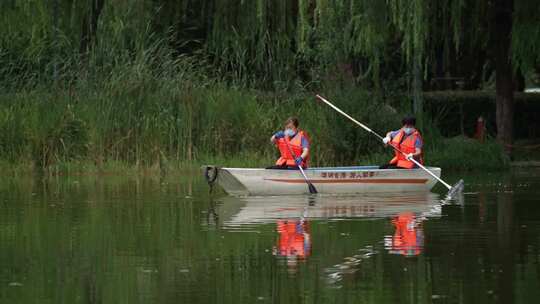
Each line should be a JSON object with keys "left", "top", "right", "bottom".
{"left": 493, "top": 0, "right": 515, "bottom": 153}
{"left": 2, "top": 0, "right": 539, "bottom": 154}
{"left": 501, "top": 0, "right": 540, "bottom": 151}
{"left": 377, "top": 0, "right": 539, "bottom": 152}
{"left": 457, "top": 0, "right": 539, "bottom": 152}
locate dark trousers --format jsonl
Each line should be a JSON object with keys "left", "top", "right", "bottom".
{"left": 379, "top": 164, "right": 404, "bottom": 169}
{"left": 266, "top": 164, "right": 301, "bottom": 170}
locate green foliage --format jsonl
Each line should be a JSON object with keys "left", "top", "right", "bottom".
{"left": 31, "top": 104, "right": 88, "bottom": 168}
{"left": 1, "top": 0, "right": 539, "bottom": 89}
{"left": 0, "top": 57, "right": 509, "bottom": 173}
{"left": 0, "top": 79, "right": 401, "bottom": 171}
{"left": 426, "top": 136, "right": 510, "bottom": 171}
{"left": 423, "top": 91, "right": 540, "bottom": 139}
{"left": 512, "top": 1, "right": 540, "bottom": 71}
{"left": 0, "top": 0, "right": 524, "bottom": 173}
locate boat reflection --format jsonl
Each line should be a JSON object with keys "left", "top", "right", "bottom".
{"left": 216, "top": 193, "right": 441, "bottom": 275}
{"left": 217, "top": 192, "right": 442, "bottom": 227}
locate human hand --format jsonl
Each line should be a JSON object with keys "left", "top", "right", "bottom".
{"left": 406, "top": 153, "right": 414, "bottom": 160}
{"left": 382, "top": 137, "right": 391, "bottom": 144}
{"left": 295, "top": 156, "right": 303, "bottom": 166}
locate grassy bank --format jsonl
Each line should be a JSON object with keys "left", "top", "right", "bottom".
{"left": 0, "top": 47, "right": 509, "bottom": 175}
{"left": 0, "top": 88, "right": 509, "bottom": 175}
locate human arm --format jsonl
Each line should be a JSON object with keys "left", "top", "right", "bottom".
{"left": 294, "top": 137, "right": 310, "bottom": 165}
{"left": 295, "top": 148, "right": 309, "bottom": 166}
{"left": 300, "top": 147, "right": 309, "bottom": 159}
{"left": 406, "top": 148, "right": 422, "bottom": 159}
{"left": 405, "top": 137, "right": 423, "bottom": 159}
{"left": 383, "top": 130, "right": 399, "bottom": 144}
{"left": 271, "top": 130, "right": 285, "bottom": 143}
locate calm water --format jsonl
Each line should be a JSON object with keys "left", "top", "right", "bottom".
{"left": 1, "top": 169, "right": 539, "bottom": 303}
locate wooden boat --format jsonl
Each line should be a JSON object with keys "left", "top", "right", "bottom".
{"left": 203, "top": 165, "right": 441, "bottom": 196}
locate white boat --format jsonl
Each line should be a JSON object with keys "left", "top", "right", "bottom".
{"left": 203, "top": 165, "right": 441, "bottom": 196}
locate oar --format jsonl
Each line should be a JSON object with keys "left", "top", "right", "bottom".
{"left": 315, "top": 94, "right": 464, "bottom": 199}
{"left": 284, "top": 137, "right": 318, "bottom": 194}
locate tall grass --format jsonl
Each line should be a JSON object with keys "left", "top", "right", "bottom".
{"left": 0, "top": 90, "right": 508, "bottom": 174}
{"left": 0, "top": 88, "right": 398, "bottom": 171}
{"left": 0, "top": 37, "right": 508, "bottom": 174}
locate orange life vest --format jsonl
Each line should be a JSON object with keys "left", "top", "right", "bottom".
{"left": 388, "top": 129, "right": 424, "bottom": 169}
{"left": 275, "top": 130, "right": 310, "bottom": 168}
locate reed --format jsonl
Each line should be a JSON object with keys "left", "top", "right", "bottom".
{"left": 0, "top": 28, "right": 508, "bottom": 174}
{"left": 0, "top": 75, "right": 508, "bottom": 174}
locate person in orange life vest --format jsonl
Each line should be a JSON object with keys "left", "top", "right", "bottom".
{"left": 268, "top": 117, "right": 310, "bottom": 169}
{"left": 380, "top": 116, "right": 423, "bottom": 169}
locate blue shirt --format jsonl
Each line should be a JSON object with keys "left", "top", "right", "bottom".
{"left": 291, "top": 132, "right": 310, "bottom": 149}
{"left": 389, "top": 130, "right": 423, "bottom": 149}
{"left": 301, "top": 137, "right": 309, "bottom": 149}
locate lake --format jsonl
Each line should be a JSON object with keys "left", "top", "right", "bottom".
{"left": 1, "top": 168, "right": 539, "bottom": 303}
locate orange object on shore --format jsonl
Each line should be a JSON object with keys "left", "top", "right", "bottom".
{"left": 474, "top": 116, "right": 486, "bottom": 143}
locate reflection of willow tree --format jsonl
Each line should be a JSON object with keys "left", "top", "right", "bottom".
{"left": 497, "top": 191, "right": 516, "bottom": 304}
{"left": 2, "top": 1, "right": 539, "bottom": 149}
{"left": 0, "top": 176, "right": 206, "bottom": 303}
{"left": 0, "top": 177, "right": 390, "bottom": 303}
{"left": 1, "top": 176, "right": 540, "bottom": 303}
{"left": 424, "top": 192, "right": 540, "bottom": 303}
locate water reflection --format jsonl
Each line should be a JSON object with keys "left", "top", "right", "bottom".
{"left": 385, "top": 212, "right": 424, "bottom": 256}
{"left": 217, "top": 192, "right": 442, "bottom": 227}
{"left": 274, "top": 219, "right": 311, "bottom": 259}
{"left": 216, "top": 193, "right": 442, "bottom": 280}
{"left": 2, "top": 171, "right": 540, "bottom": 303}
{"left": 272, "top": 218, "right": 312, "bottom": 274}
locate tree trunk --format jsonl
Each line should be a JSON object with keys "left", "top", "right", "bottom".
{"left": 514, "top": 68, "right": 525, "bottom": 92}
{"left": 492, "top": 0, "right": 514, "bottom": 155}
{"left": 80, "top": 0, "right": 105, "bottom": 54}
{"left": 497, "top": 191, "right": 516, "bottom": 304}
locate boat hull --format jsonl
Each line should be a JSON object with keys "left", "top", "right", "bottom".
{"left": 206, "top": 166, "right": 441, "bottom": 196}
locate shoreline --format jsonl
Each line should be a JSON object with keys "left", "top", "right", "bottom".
{"left": 0, "top": 159, "right": 531, "bottom": 178}
{"left": 510, "top": 161, "right": 540, "bottom": 168}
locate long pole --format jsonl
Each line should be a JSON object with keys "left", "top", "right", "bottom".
{"left": 315, "top": 94, "right": 460, "bottom": 192}
{"left": 284, "top": 137, "right": 317, "bottom": 194}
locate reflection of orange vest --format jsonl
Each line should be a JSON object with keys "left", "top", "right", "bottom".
{"left": 389, "top": 130, "right": 423, "bottom": 169}
{"left": 277, "top": 220, "right": 311, "bottom": 258}
{"left": 392, "top": 213, "right": 422, "bottom": 256}
{"left": 275, "top": 131, "right": 309, "bottom": 168}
